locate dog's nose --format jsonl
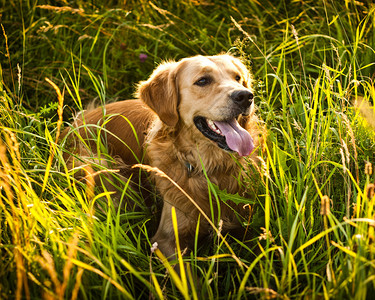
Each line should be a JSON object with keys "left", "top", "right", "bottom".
{"left": 230, "top": 90, "right": 254, "bottom": 110}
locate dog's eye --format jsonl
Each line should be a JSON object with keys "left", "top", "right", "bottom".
{"left": 194, "top": 77, "right": 211, "bottom": 87}
{"left": 235, "top": 75, "right": 241, "bottom": 82}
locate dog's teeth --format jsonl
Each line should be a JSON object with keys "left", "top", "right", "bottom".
{"left": 207, "top": 119, "right": 222, "bottom": 135}
{"left": 209, "top": 120, "right": 216, "bottom": 130}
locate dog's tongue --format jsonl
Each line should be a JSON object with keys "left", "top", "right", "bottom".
{"left": 214, "top": 119, "right": 254, "bottom": 156}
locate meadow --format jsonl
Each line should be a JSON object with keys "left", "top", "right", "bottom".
{"left": 1, "top": 0, "right": 375, "bottom": 299}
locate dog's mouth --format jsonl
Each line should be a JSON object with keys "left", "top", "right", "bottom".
{"left": 193, "top": 116, "right": 254, "bottom": 157}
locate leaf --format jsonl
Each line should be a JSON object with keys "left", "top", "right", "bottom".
{"left": 212, "top": 184, "right": 255, "bottom": 206}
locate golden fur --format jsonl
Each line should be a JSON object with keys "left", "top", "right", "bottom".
{"left": 63, "top": 54, "right": 262, "bottom": 258}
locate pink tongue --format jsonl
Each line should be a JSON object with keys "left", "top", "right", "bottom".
{"left": 213, "top": 119, "right": 254, "bottom": 156}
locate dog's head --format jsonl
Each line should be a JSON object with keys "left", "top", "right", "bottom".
{"left": 137, "top": 54, "right": 255, "bottom": 157}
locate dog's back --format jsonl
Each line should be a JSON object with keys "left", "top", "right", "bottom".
{"left": 64, "top": 99, "right": 156, "bottom": 165}
{"left": 61, "top": 100, "right": 157, "bottom": 204}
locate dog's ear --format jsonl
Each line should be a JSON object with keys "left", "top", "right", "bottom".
{"left": 136, "top": 61, "right": 180, "bottom": 127}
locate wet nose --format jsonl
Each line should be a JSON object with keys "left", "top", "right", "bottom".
{"left": 230, "top": 90, "right": 254, "bottom": 110}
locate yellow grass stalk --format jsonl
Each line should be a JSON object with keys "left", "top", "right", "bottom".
{"left": 36, "top": 5, "right": 84, "bottom": 15}
{"left": 1, "top": 24, "right": 15, "bottom": 92}
{"left": 42, "top": 78, "right": 64, "bottom": 193}
{"left": 153, "top": 248, "right": 189, "bottom": 299}
{"left": 36, "top": 232, "right": 86, "bottom": 299}
{"left": 0, "top": 131, "right": 31, "bottom": 300}
{"left": 70, "top": 258, "right": 132, "bottom": 298}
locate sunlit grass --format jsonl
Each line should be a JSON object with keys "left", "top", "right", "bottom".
{"left": 1, "top": 0, "right": 375, "bottom": 299}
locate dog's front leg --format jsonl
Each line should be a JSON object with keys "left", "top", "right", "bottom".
{"left": 151, "top": 201, "right": 197, "bottom": 259}
{"left": 151, "top": 199, "right": 204, "bottom": 291}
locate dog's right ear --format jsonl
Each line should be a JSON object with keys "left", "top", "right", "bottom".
{"left": 136, "top": 61, "right": 180, "bottom": 127}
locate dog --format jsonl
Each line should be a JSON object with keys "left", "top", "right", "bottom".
{"left": 62, "top": 54, "right": 262, "bottom": 260}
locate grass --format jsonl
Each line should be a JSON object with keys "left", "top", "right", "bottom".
{"left": 1, "top": 0, "right": 375, "bottom": 298}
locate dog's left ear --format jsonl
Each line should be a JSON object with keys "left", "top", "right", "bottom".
{"left": 136, "top": 61, "right": 180, "bottom": 127}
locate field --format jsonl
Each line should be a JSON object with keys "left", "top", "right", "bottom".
{"left": 1, "top": 0, "right": 375, "bottom": 299}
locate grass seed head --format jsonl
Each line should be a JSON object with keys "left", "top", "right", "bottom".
{"left": 365, "top": 161, "right": 373, "bottom": 175}
{"left": 259, "top": 227, "right": 274, "bottom": 243}
{"left": 320, "top": 195, "right": 331, "bottom": 216}
{"left": 366, "top": 183, "right": 375, "bottom": 199}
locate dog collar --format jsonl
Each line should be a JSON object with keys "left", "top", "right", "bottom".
{"left": 184, "top": 161, "right": 195, "bottom": 177}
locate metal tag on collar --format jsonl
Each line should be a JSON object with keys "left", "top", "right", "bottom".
{"left": 184, "top": 161, "right": 194, "bottom": 177}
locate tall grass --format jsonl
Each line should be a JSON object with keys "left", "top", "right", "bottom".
{"left": 1, "top": 0, "right": 375, "bottom": 299}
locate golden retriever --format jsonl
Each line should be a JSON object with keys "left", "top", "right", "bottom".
{"left": 63, "top": 54, "right": 261, "bottom": 259}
